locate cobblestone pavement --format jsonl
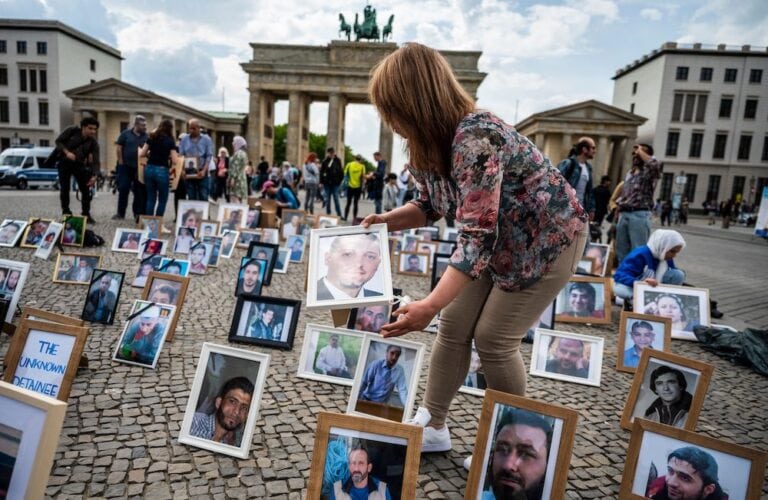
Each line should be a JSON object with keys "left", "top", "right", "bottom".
{"left": 0, "top": 189, "right": 766, "bottom": 499}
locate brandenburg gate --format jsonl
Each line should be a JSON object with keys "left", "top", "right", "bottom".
{"left": 241, "top": 40, "right": 486, "bottom": 168}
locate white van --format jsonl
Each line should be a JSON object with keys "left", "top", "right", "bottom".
{"left": 0, "top": 146, "right": 57, "bottom": 189}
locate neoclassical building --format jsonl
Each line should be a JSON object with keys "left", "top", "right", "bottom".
{"left": 515, "top": 100, "right": 647, "bottom": 184}
{"left": 241, "top": 40, "right": 486, "bottom": 168}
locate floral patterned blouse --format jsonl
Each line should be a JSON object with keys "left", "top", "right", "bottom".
{"left": 409, "top": 110, "right": 587, "bottom": 292}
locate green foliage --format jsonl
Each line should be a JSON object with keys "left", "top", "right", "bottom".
{"left": 272, "top": 123, "right": 374, "bottom": 171}
{"left": 273, "top": 124, "right": 287, "bottom": 165}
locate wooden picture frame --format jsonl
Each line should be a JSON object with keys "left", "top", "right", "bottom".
{"left": 297, "top": 324, "right": 366, "bottom": 386}
{"left": 576, "top": 255, "right": 597, "bottom": 275}
{"left": 620, "top": 349, "right": 713, "bottom": 431}
{"left": 0, "top": 219, "right": 28, "bottom": 248}
{"left": 111, "top": 228, "right": 146, "bottom": 253}
{"left": 555, "top": 275, "right": 612, "bottom": 324}
{"left": 530, "top": 328, "right": 604, "bottom": 387}
{"left": 81, "top": 269, "right": 125, "bottom": 325}
{"left": 217, "top": 202, "right": 249, "bottom": 232}
{"left": 141, "top": 271, "right": 190, "bottom": 342}
{"left": 633, "top": 282, "right": 710, "bottom": 341}
{"left": 60, "top": 215, "right": 87, "bottom": 247}
{"left": 236, "top": 229, "right": 262, "bottom": 249}
{"left": 198, "top": 220, "right": 221, "bottom": 239}
{"left": 246, "top": 241, "right": 279, "bottom": 286}
{"left": 306, "top": 412, "right": 422, "bottom": 500}
{"left": 20, "top": 307, "right": 84, "bottom": 327}
{"left": 178, "top": 342, "right": 270, "bottom": 459}
{"left": 315, "top": 214, "right": 340, "bottom": 229}
{"left": 175, "top": 200, "right": 210, "bottom": 237}
{"left": 52, "top": 253, "right": 102, "bottom": 285}
{"left": 465, "top": 390, "right": 579, "bottom": 500}
{"left": 616, "top": 311, "right": 672, "bottom": 373}
{"left": 32, "top": 222, "right": 63, "bottom": 260}
{"left": 228, "top": 294, "right": 301, "bottom": 350}
{"left": 2, "top": 319, "right": 89, "bottom": 402}
{"left": 280, "top": 209, "right": 306, "bottom": 241}
{"left": 0, "top": 381, "right": 67, "bottom": 499}
{"left": 286, "top": 234, "right": 306, "bottom": 263}
{"left": 397, "top": 251, "right": 430, "bottom": 277}
{"left": 620, "top": 419, "right": 767, "bottom": 499}
{"left": 19, "top": 218, "right": 53, "bottom": 249}
{"left": 137, "top": 215, "right": 164, "bottom": 239}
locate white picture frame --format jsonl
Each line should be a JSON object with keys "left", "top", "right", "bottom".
{"left": 175, "top": 200, "right": 210, "bottom": 236}
{"left": 112, "top": 300, "right": 176, "bottom": 369}
{"left": 274, "top": 247, "right": 290, "bottom": 274}
{"left": 530, "top": 328, "right": 604, "bottom": 387}
{"left": 32, "top": 222, "right": 63, "bottom": 260}
{"left": 297, "top": 324, "right": 367, "bottom": 386}
{"left": 217, "top": 203, "right": 249, "bottom": 231}
{"left": 137, "top": 237, "right": 169, "bottom": 260}
{"left": 286, "top": 234, "right": 306, "bottom": 263}
{"left": 0, "top": 259, "right": 30, "bottom": 323}
{"left": 0, "top": 219, "right": 28, "bottom": 247}
{"left": 111, "top": 228, "right": 146, "bottom": 253}
{"left": 219, "top": 230, "right": 239, "bottom": 259}
{"left": 633, "top": 283, "right": 710, "bottom": 341}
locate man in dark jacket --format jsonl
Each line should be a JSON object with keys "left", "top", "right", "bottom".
{"left": 320, "top": 147, "right": 343, "bottom": 217}
{"left": 368, "top": 151, "right": 387, "bottom": 214}
{"left": 54, "top": 116, "right": 100, "bottom": 222}
{"left": 593, "top": 175, "right": 612, "bottom": 225}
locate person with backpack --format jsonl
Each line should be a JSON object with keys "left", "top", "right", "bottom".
{"left": 261, "top": 180, "right": 299, "bottom": 210}
{"left": 556, "top": 137, "right": 595, "bottom": 219}
{"left": 303, "top": 153, "right": 320, "bottom": 214}
{"left": 320, "top": 147, "right": 343, "bottom": 217}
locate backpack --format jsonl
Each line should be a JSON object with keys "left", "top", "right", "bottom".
{"left": 83, "top": 229, "right": 105, "bottom": 247}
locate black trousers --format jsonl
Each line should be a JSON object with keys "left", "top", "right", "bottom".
{"left": 116, "top": 164, "right": 146, "bottom": 219}
{"left": 345, "top": 187, "right": 362, "bottom": 219}
{"left": 58, "top": 162, "right": 92, "bottom": 216}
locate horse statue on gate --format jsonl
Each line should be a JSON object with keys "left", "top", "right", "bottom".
{"left": 353, "top": 4, "right": 380, "bottom": 41}
{"left": 382, "top": 14, "right": 394, "bottom": 42}
{"left": 338, "top": 13, "right": 351, "bottom": 41}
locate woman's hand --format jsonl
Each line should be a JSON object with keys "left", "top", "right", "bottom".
{"left": 645, "top": 278, "right": 658, "bottom": 287}
{"left": 380, "top": 300, "right": 439, "bottom": 338}
{"left": 361, "top": 213, "right": 387, "bottom": 228}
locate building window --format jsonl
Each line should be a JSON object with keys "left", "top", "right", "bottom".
{"left": 713, "top": 133, "right": 728, "bottom": 159}
{"left": 666, "top": 131, "right": 680, "bottom": 157}
{"left": 16, "top": 40, "right": 26, "bottom": 54}
{"left": 17, "top": 66, "right": 47, "bottom": 94}
{"left": 762, "top": 136, "right": 768, "bottom": 161}
{"left": 737, "top": 135, "right": 752, "bottom": 160}
{"left": 660, "top": 173, "right": 674, "bottom": 201}
{"left": 0, "top": 40, "right": 6, "bottom": 53}
{"left": 731, "top": 176, "right": 745, "bottom": 200}
{"left": 671, "top": 93, "right": 707, "bottom": 122}
{"left": 19, "top": 68, "right": 27, "bottom": 92}
{"left": 700, "top": 67, "right": 713, "bottom": 81}
{"left": 755, "top": 178, "right": 768, "bottom": 204}
{"left": 38, "top": 101, "right": 49, "bottom": 125}
{"left": 630, "top": 103, "right": 635, "bottom": 113}
{"left": 689, "top": 132, "right": 704, "bottom": 158}
{"left": 744, "top": 99, "right": 758, "bottom": 119}
{"left": 632, "top": 81, "right": 637, "bottom": 95}
{"left": 0, "top": 65, "right": 6, "bottom": 86}
{"left": 695, "top": 95, "right": 707, "bottom": 122}
{"left": 671, "top": 94, "right": 683, "bottom": 121}
{"left": 39, "top": 69, "right": 47, "bottom": 92}
{"left": 718, "top": 97, "right": 733, "bottom": 118}
{"left": 28, "top": 69, "right": 37, "bottom": 93}
{"left": 684, "top": 174, "right": 697, "bottom": 203}
{"left": 749, "top": 69, "right": 763, "bottom": 84}
{"left": 36, "top": 41, "right": 47, "bottom": 55}
{"left": 0, "top": 99, "right": 8, "bottom": 123}
{"left": 676, "top": 66, "right": 689, "bottom": 80}
{"left": 706, "top": 175, "right": 721, "bottom": 202}
{"left": 90, "top": 59, "right": 96, "bottom": 71}
{"left": 39, "top": 139, "right": 50, "bottom": 147}
{"left": 724, "top": 68, "right": 738, "bottom": 82}
{"left": 18, "top": 100, "right": 29, "bottom": 124}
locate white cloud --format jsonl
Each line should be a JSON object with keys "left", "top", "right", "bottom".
{"left": 640, "top": 8, "right": 663, "bottom": 21}
{"left": 678, "top": 0, "right": 768, "bottom": 46}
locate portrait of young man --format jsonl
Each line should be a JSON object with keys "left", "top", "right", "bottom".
{"left": 314, "top": 333, "right": 350, "bottom": 378}
{"left": 83, "top": 273, "right": 119, "bottom": 323}
{"left": 642, "top": 365, "right": 694, "bottom": 428}
{"left": 359, "top": 344, "right": 408, "bottom": 408}
{"left": 645, "top": 446, "right": 728, "bottom": 500}
{"left": 624, "top": 320, "right": 658, "bottom": 369}
{"left": 189, "top": 376, "right": 254, "bottom": 448}
{"left": 545, "top": 337, "right": 589, "bottom": 379}
{"left": 561, "top": 282, "right": 604, "bottom": 318}
{"left": 236, "top": 259, "right": 265, "bottom": 296}
{"left": 316, "top": 233, "right": 383, "bottom": 301}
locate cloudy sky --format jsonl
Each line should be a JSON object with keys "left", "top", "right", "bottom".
{"left": 3, "top": 0, "right": 767, "bottom": 167}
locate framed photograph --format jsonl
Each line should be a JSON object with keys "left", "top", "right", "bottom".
{"left": 0, "top": 381, "right": 67, "bottom": 500}
{"left": 218, "top": 203, "right": 249, "bottom": 232}
{"left": 81, "top": 269, "right": 125, "bottom": 324}
{"left": 617, "top": 311, "right": 672, "bottom": 373}
{"left": 582, "top": 242, "right": 611, "bottom": 277}
{"left": 621, "top": 419, "right": 767, "bottom": 500}
{"left": 137, "top": 215, "right": 164, "bottom": 239}
{"left": 397, "top": 251, "right": 429, "bottom": 277}
{"left": 188, "top": 241, "right": 212, "bottom": 275}
{"left": 576, "top": 256, "right": 597, "bottom": 275}
{"left": 413, "top": 226, "right": 439, "bottom": 241}
{"left": 280, "top": 209, "right": 306, "bottom": 241}
{"left": 442, "top": 227, "right": 459, "bottom": 242}
{"left": 414, "top": 241, "right": 437, "bottom": 267}
{"left": 347, "top": 302, "right": 394, "bottom": 334}
{"left": 286, "top": 234, "right": 306, "bottom": 263}
{"left": 245, "top": 208, "right": 261, "bottom": 229}
{"left": 158, "top": 257, "right": 190, "bottom": 277}
{"left": 388, "top": 236, "right": 402, "bottom": 258}
{"left": 401, "top": 234, "right": 423, "bottom": 252}
{"left": 530, "top": 329, "right": 604, "bottom": 386}
{"left": 465, "top": 390, "right": 579, "bottom": 500}
{"left": 182, "top": 156, "right": 200, "bottom": 176}
{"left": 19, "top": 218, "right": 53, "bottom": 248}
{"left": 430, "top": 253, "right": 451, "bottom": 290}
{"left": 274, "top": 247, "right": 290, "bottom": 274}
{"left": 235, "top": 257, "right": 267, "bottom": 296}
{"left": 228, "top": 295, "right": 301, "bottom": 350}
{"left": 246, "top": 241, "right": 279, "bottom": 286}
{"left": 201, "top": 235, "right": 224, "bottom": 267}
{"left": 523, "top": 300, "right": 556, "bottom": 343}
{"left": 348, "top": 335, "right": 424, "bottom": 423}
{"left": 316, "top": 215, "right": 340, "bottom": 229}
{"left": 433, "top": 238, "right": 457, "bottom": 256}
{"left": 620, "top": 349, "right": 713, "bottom": 431}
{"left": 307, "top": 225, "right": 393, "bottom": 310}
{"left": 554, "top": 276, "right": 612, "bottom": 324}
{"left": 3, "top": 319, "right": 89, "bottom": 401}
{"left": 0, "top": 260, "right": 29, "bottom": 323}
{"left": 141, "top": 271, "right": 190, "bottom": 342}
{"left": 198, "top": 220, "right": 220, "bottom": 239}
{"left": 60, "top": 215, "right": 86, "bottom": 247}
{"left": 111, "top": 228, "right": 145, "bottom": 253}
{"left": 220, "top": 230, "right": 239, "bottom": 259}
{"left": 112, "top": 300, "right": 176, "bottom": 369}
{"left": 298, "top": 325, "right": 366, "bottom": 386}
{"left": 261, "top": 227, "right": 279, "bottom": 245}
{"left": 173, "top": 226, "right": 196, "bottom": 254}
{"left": 458, "top": 344, "right": 487, "bottom": 396}
{"left": 306, "top": 412, "right": 422, "bottom": 500}
{"left": 176, "top": 200, "right": 210, "bottom": 236}
{"left": 178, "top": 343, "right": 270, "bottom": 458}
{"left": 32, "top": 222, "right": 63, "bottom": 260}
{"left": 634, "top": 283, "right": 710, "bottom": 341}
{"left": 237, "top": 230, "right": 262, "bottom": 249}
{"left": 0, "top": 219, "right": 27, "bottom": 247}
{"left": 137, "top": 237, "right": 168, "bottom": 260}
{"left": 132, "top": 255, "right": 164, "bottom": 288}
{"left": 52, "top": 253, "right": 102, "bottom": 285}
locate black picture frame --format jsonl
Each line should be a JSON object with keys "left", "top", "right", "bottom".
{"left": 80, "top": 269, "right": 125, "bottom": 325}
{"left": 228, "top": 294, "right": 301, "bottom": 350}
{"left": 433, "top": 239, "right": 457, "bottom": 256}
{"left": 430, "top": 253, "right": 452, "bottom": 291}
{"left": 346, "top": 287, "right": 402, "bottom": 332}
{"left": 246, "top": 241, "right": 279, "bottom": 286}
{"left": 234, "top": 257, "right": 268, "bottom": 297}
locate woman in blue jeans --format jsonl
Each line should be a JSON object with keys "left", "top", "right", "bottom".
{"left": 613, "top": 229, "right": 686, "bottom": 302}
{"left": 140, "top": 119, "right": 179, "bottom": 216}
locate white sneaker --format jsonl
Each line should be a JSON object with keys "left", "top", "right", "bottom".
{"left": 407, "top": 407, "right": 452, "bottom": 453}
{"left": 463, "top": 455, "right": 472, "bottom": 471}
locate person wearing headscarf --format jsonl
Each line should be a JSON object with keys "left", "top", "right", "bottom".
{"left": 228, "top": 136, "right": 249, "bottom": 203}
{"left": 613, "top": 229, "right": 686, "bottom": 301}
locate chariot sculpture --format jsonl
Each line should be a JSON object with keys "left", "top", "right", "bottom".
{"left": 338, "top": 5, "right": 394, "bottom": 42}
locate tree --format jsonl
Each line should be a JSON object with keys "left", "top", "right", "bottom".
{"left": 273, "top": 124, "right": 287, "bottom": 165}
{"left": 272, "top": 123, "right": 374, "bottom": 171}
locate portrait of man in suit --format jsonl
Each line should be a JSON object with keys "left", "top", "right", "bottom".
{"left": 316, "top": 233, "right": 383, "bottom": 301}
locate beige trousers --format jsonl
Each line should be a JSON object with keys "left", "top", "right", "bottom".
{"left": 424, "top": 228, "right": 588, "bottom": 427}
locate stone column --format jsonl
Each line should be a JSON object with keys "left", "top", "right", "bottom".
{"left": 378, "top": 122, "right": 394, "bottom": 172}
{"left": 287, "top": 92, "right": 308, "bottom": 167}
{"left": 247, "top": 88, "right": 262, "bottom": 162}
{"left": 97, "top": 110, "right": 107, "bottom": 170}
{"left": 534, "top": 132, "right": 545, "bottom": 149}
{"left": 608, "top": 137, "right": 629, "bottom": 184}
{"left": 561, "top": 133, "right": 573, "bottom": 162}
{"left": 594, "top": 135, "right": 610, "bottom": 179}
{"left": 73, "top": 109, "right": 83, "bottom": 125}
{"left": 327, "top": 93, "right": 347, "bottom": 160}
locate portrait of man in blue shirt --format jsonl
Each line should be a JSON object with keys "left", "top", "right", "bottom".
{"left": 623, "top": 320, "right": 657, "bottom": 369}
{"left": 359, "top": 344, "right": 408, "bottom": 408}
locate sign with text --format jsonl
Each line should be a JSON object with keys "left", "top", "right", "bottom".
{"left": 12, "top": 329, "right": 76, "bottom": 399}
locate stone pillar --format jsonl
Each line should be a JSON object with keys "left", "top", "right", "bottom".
{"left": 609, "top": 137, "right": 629, "bottom": 185}
{"left": 287, "top": 92, "right": 309, "bottom": 167}
{"left": 594, "top": 135, "right": 610, "bottom": 179}
{"left": 327, "top": 93, "right": 347, "bottom": 160}
{"left": 73, "top": 109, "right": 83, "bottom": 125}
{"left": 378, "top": 122, "right": 394, "bottom": 172}
{"left": 561, "top": 133, "right": 573, "bottom": 162}
{"left": 97, "top": 110, "right": 107, "bottom": 170}
{"left": 534, "top": 132, "right": 545, "bottom": 149}
{"left": 247, "top": 88, "right": 276, "bottom": 165}
{"left": 175, "top": 119, "right": 184, "bottom": 140}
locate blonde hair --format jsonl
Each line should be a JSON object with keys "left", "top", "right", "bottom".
{"left": 369, "top": 43, "right": 475, "bottom": 176}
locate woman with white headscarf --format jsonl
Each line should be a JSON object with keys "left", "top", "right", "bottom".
{"left": 228, "top": 136, "right": 249, "bottom": 203}
{"left": 613, "top": 229, "right": 686, "bottom": 302}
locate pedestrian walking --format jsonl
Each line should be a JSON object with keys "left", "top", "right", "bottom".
{"left": 383, "top": 173, "right": 399, "bottom": 212}
{"left": 227, "top": 136, "right": 249, "bottom": 204}
{"left": 320, "top": 148, "right": 344, "bottom": 217}
{"left": 213, "top": 147, "right": 229, "bottom": 202}
{"left": 140, "top": 119, "right": 179, "bottom": 217}
{"left": 113, "top": 115, "right": 148, "bottom": 222}
{"left": 343, "top": 154, "right": 366, "bottom": 221}
{"left": 303, "top": 153, "right": 320, "bottom": 214}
